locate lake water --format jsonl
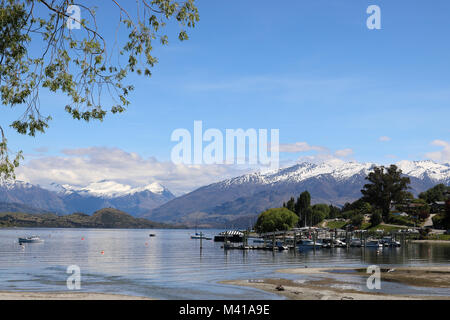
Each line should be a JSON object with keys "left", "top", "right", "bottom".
{"left": 1, "top": 228, "right": 449, "bottom": 299}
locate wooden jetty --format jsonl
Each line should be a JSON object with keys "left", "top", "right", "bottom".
{"left": 218, "top": 227, "right": 415, "bottom": 251}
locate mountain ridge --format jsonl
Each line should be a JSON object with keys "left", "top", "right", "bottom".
{"left": 0, "top": 179, "right": 175, "bottom": 216}
{"left": 143, "top": 160, "right": 450, "bottom": 227}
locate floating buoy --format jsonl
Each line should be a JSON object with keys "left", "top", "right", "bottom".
{"left": 100, "top": 250, "right": 105, "bottom": 255}
{"left": 145, "top": 242, "right": 148, "bottom": 246}
{"left": 81, "top": 237, "right": 85, "bottom": 240}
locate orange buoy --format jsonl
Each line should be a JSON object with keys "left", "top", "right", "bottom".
{"left": 101, "top": 250, "right": 105, "bottom": 255}
{"left": 81, "top": 237, "right": 85, "bottom": 240}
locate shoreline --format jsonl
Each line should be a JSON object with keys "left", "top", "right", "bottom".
{"left": 222, "top": 266, "right": 450, "bottom": 300}
{"left": 0, "top": 291, "right": 153, "bottom": 300}
{"left": 411, "top": 240, "right": 450, "bottom": 244}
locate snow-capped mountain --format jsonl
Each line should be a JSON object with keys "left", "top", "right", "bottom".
{"left": 50, "top": 180, "right": 169, "bottom": 198}
{"left": 0, "top": 179, "right": 175, "bottom": 216}
{"left": 144, "top": 160, "right": 450, "bottom": 227}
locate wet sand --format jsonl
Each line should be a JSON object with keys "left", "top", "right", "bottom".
{"left": 0, "top": 291, "right": 153, "bottom": 300}
{"left": 222, "top": 266, "right": 450, "bottom": 300}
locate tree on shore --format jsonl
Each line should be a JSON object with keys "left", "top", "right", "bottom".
{"left": 370, "top": 210, "right": 382, "bottom": 227}
{"left": 0, "top": 0, "right": 199, "bottom": 179}
{"left": 284, "top": 197, "right": 295, "bottom": 212}
{"left": 254, "top": 208, "right": 299, "bottom": 233}
{"left": 295, "top": 190, "right": 311, "bottom": 226}
{"left": 350, "top": 214, "right": 364, "bottom": 229}
{"left": 361, "top": 165, "right": 411, "bottom": 222}
{"left": 419, "top": 184, "right": 450, "bottom": 204}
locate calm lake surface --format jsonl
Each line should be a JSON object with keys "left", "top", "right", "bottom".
{"left": 1, "top": 228, "right": 449, "bottom": 299}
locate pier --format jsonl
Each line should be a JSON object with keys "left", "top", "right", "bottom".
{"left": 218, "top": 227, "right": 414, "bottom": 251}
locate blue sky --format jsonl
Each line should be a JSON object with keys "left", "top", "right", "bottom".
{"left": 2, "top": 0, "right": 450, "bottom": 193}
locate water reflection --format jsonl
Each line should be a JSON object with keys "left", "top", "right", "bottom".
{"left": 0, "top": 228, "right": 449, "bottom": 299}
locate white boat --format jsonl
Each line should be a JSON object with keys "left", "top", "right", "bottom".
{"left": 252, "top": 239, "right": 265, "bottom": 243}
{"left": 365, "top": 240, "right": 383, "bottom": 248}
{"left": 18, "top": 236, "right": 43, "bottom": 244}
{"left": 297, "top": 239, "right": 322, "bottom": 249}
{"left": 350, "top": 239, "right": 362, "bottom": 247}
{"left": 381, "top": 237, "right": 401, "bottom": 247}
{"left": 190, "top": 235, "right": 212, "bottom": 240}
{"left": 334, "top": 239, "right": 347, "bottom": 247}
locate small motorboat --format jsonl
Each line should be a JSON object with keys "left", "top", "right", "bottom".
{"left": 380, "top": 237, "right": 401, "bottom": 247}
{"left": 149, "top": 234, "right": 156, "bottom": 237}
{"left": 252, "top": 239, "right": 265, "bottom": 243}
{"left": 18, "top": 236, "right": 43, "bottom": 244}
{"left": 190, "top": 235, "right": 212, "bottom": 240}
{"left": 297, "top": 239, "right": 322, "bottom": 250}
{"left": 365, "top": 240, "right": 383, "bottom": 248}
{"left": 350, "top": 239, "right": 362, "bottom": 247}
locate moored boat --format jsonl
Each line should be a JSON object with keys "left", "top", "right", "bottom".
{"left": 191, "top": 235, "right": 212, "bottom": 240}
{"left": 350, "top": 238, "right": 362, "bottom": 247}
{"left": 297, "top": 239, "right": 322, "bottom": 250}
{"left": 380, "top": 236, "right": 401, "bottom": 247}
{"left": 214, "top": 230, "right": 244, "bottom": 242}
{"left": 365, "top": 240, "right": 383, "bottom": 248}
{"left": 18, "top": 236, "right": 43, "bottom": 244}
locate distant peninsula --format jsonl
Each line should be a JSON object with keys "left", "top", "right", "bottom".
{"left": 0, "top": 208, "right": 184, "bottom": 229}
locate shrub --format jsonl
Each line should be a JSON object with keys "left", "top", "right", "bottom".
{"left": 254, "top": 208, "right": 299, "bottom": 233}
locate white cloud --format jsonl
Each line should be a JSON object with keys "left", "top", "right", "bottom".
{"left": 379, "top": 136, "right": 391, "bottom": 142}
{"left": 279, "top": 142, "right": 327, "bottom": 153}
{"left": 425, "top": 140, "right": 450, "bottom": 162}
{"left": 334, "top": 148, "right": 354, "bottom": 157}
{"left": 16, "top": 147, "right": 251, "bottom": 195}
{"left": 279, "top": 141, "right": 354, "bottom": 162}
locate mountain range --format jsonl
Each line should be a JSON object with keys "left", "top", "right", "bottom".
{"left": 0, "top": 160, "right": 449, "bottom": 228}
{"left": 0, "top": 180, "right": 175, "bottom": 216}
{"left": 143, "top": 160, "right": 450, "bottom": 227}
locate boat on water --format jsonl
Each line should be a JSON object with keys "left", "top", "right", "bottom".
{"left": 190, "top": 235, "right": 212, "bottom": 240}
{"left": 365, "top": 240, "right": 383, "bottom": 248}
{"left": 214, "top": 230, "right": 244, "bottom": 243}
{"left": 18, "top": 236, "right": 43, "bottom": 244}
{"left": 297, "top": 239, "right": 322, "bottom": 249}
{"left": 350, "top": 239, "right": 362, "bottom": 247}
{"left": 252, "top": 238, "right": 265, "bottom": 244}
{"left": 380, "top": 236, "right": 401, "bottom": 247}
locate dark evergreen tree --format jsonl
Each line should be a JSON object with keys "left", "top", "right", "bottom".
{"left": 361, "top": 165, "right": 411, "bottom": 222}
{"left": 286, "top": 197, "right": 295, "bottom": 212}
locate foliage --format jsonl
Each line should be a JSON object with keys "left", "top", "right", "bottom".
{"left": 369, "top": 210, "right": 382, "bottom": 227}
{"left": 419, "top": 184, "right": 450, "bottom": 204}
{"left": 341, "top": 210, "right": 356, "bottom": 219}
{"left": 325, "top": 220, "right": 347, "bottom": 230}
{"left": 350, "top": 214, "right": 364, "bottom": 228}
{"left": 254, "top": 207, "right": 298, "bottom": 233}
{"left": 295, "top": 190, "right": 311, "bottom": 225}
{"left": 0, "top": 208, "right": 177, "bottom": 228}
{"left": 388, "top": 214, "right": 415, "bottom": 227}
{"left": 361, "top": 165, "right": 411, "bottom": 222}
{"left": 284, "top": 197, "right": 295, "bottom": 212}
{"left": 328, "top": 205, "right": 340, "bottom": 219}
{"left": 0, "top": 0, "right": 199, "bottom": 178}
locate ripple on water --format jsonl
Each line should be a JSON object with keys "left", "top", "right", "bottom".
{"left": 0, "top": 228, "right": 449, "bottom": 299}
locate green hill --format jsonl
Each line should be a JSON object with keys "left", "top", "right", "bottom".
{"left": 0, "top": 208, "right": 181, "bottom": 229}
